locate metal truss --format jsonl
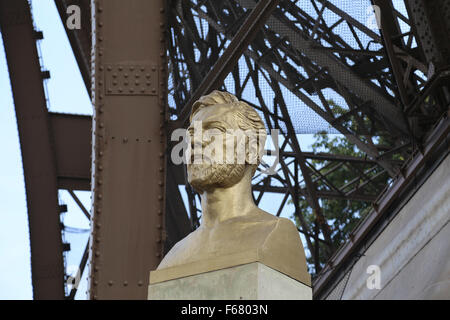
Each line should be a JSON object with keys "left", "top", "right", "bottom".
{"left": 166, "top": 0, "right": 449, "bottom": 273}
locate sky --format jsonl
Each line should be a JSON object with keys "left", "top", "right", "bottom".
{"left": 0, "top": 0, "right": 408, "bottom": 300}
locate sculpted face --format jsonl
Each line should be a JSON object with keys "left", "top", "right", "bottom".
{"left": 186, "top": 104, "right": 246, "bottom": 193}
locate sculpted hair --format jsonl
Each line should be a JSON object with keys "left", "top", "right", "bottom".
{"left": 190, "top": 90, "right": 267, "bottom": 169}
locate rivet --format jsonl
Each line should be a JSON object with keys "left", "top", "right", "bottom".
{"left": 141, "top": 88, "right": 145, "bottom": 93}
{"left": 112, "top": 73, "right": 117, "bottom": 78}
{"left": 158, "top": 196, "right": 163, "bottom": 201}
{"left": 96, "top": 208, "right": 101, "bottom": 214}
{"left": 124, "top": 81, "right": 129, "bottom": 86}
{"left": 95, "top": 251, "right": 100, "bottom": 257}
{"left": 98, "top": 165, "right": 103, "bottom": 171}
{"left": 129, "top": 88, "right": 134, "bottom": 93}
{"left": 95, "top": 237, "right": 100, "bottom": 243}
{"left": 98, "top": 80, "right": 103, "bottom": 85}
{"left": 159, "top": 130, "right": 163, "bottom": 136}
{"left": 99, "top": 107, "right": 104, "bottom": 113}
{"left": 138, "top": 281, "right": 143, "bottom": 287}
{"left": 123, "top": 138, "right": 128, "bottom": 143}
{"left": 99, "top": 66, "right": 104, "bottom": 71}
{"left": 99, "top": 94, "right": 103, "bottom": 100}
{"left": 152, "top": 66, "right": 156, "bottom": 72}
{"left": 129, "top": 66, "right": 134, "bottom": 71}
{"left": 160, "top": 67, "right": 164, "bottom": 72}
{"left": 98, "top": 37, "right": 103, "bottom": 42}
{"left": 107, "top": 88, "right": 112, "bottom": 93}
{"left": 93, "top": 295, "right": 98, "bottom": 300}
{"left": 97, "top": 194, "right": 102, "bottom": 200}
{"left": 97, "top": 7, "right": 103, "bottom": 13}
{"left": 94, "top": 266, "right": 99, "bottom": 272}
{"left": 108, "top": 280, "right": 113, "bottom": 286}
{"left": 124, "top": 73, "right": 128, "bottom": 78}
{"left": 118, "top": 87, "right": 123, "bottom": 92}
{"left": 160, "top": 8, "right": 165, "bottom": 13}
{"left": 159, "top": 152, "right": 164, "bottom": 158}
{"left": 160, "top": 109, "right": 164, "bottom": 115}
{"left": 98, "top": 22, "right": 103, "bottom": 27}
{"left": 113, "top": 80, "right": 117, "bottom": 85}
{"left": 123, "top": 281, "right": 128, "bottom": 286}
{"left": 157, "top": 210, "right": 162, "bottom": 215}
{"left": 99, "top": 123, "right": 104, "bottom": 128}
{"left": 146, "top": 73, "right": 151, "bottom": 78}
{"left": 160, "top": 52, "right": 165, "bottom": 57}
{"left": 156, "top": 253, "right": 161, "bottom": 258}
{"left": 140, "top": 67, "right": 145, "bottom": 71}
{"left": 96, "top": 223, "right": 101, "bottom": 228}
{"left": 160, "top": 22, "right": 164, "bottom": 28}
{"left": 159, "top": 167, "right": 163, "bottom": 172}
{"left": 158, "top": 181, "right": 164, "bottom": 186}
{"left": 118, "top": 66, "right": 123, "bottom": 71}
{"left": 135, "top": 80, "right": 140, "bottom": 85}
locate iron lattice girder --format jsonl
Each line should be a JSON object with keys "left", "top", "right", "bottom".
{"left": 238, "top": 0, "right": 409, "bottom": 136}
{"left": 187, "top": 0, "right": 402, "bottom": 177}
{"left": 252, "top": 185, "right": 377, "bottom": 202}
{"left": 176, "top": 0, "right": 281, "bottom": 126}
{"left": 0, "top": 0, "right": 65, "bottom": 299}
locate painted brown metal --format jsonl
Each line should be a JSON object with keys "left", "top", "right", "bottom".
{"left": 49, "top": 113, "right": 92, "bottom": 191}
{"left": 0, "top": 0, "right": 65, "bottom": 299}
{"left": 89, "top": 0, "right": 167, "bottom": 299}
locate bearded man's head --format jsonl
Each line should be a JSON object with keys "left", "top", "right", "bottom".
{"left": 186, "top": 91, "right": 267, "bottom": 193}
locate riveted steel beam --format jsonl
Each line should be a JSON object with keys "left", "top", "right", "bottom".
{"left": 89, "top": 0, "right": 168, "bottom": 299}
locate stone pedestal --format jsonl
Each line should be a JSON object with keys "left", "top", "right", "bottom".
{"left": 148, "top": 262, "right": 312, "bottom": 300}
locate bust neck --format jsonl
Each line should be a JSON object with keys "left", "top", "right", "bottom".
{"left": 200, "top": 167, "right": 258, "bottom": 228}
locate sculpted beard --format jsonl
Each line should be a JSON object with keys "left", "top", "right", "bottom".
{"left": 187, "top": 162, "right": 246, "bottom": 193}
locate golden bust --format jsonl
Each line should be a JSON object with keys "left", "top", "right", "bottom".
{"left": 150, "top": 91, "right": 310, "bottom": 286}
